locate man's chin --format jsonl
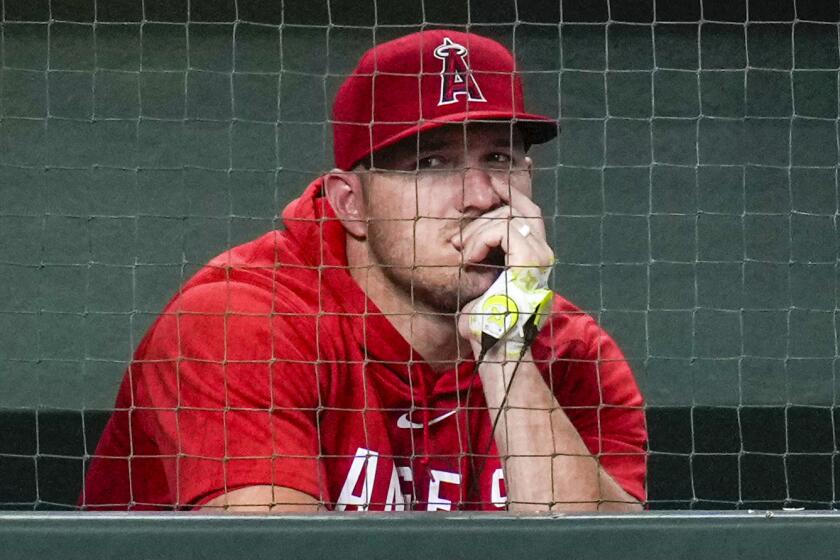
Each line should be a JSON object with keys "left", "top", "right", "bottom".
{"left": 404, "top": 268, "right": 502, "bottom": 314}
{"left": 386, "top": 262, "right": 505, "bottom": 313}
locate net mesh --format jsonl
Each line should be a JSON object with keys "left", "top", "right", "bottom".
{"left": 0, "top": 0, "right": 838, "bottom": 510}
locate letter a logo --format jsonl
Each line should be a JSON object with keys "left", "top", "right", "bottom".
{"left": 433, "top": 37, "right": 487, "bottom": 106}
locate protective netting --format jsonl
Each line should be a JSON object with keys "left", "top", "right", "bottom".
{"left": 0, "top": 0, "right": 838, "bottom": 510}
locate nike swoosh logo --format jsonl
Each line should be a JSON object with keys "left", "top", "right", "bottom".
{"left": 396, "top": 409, "right": 457, "bottom": 429}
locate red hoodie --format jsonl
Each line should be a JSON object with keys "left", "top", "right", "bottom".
{"left": 80, "top": 179, "right": 647, "bottom": 511}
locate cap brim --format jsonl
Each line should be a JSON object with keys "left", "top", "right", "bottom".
{"left": 350, "top": 110, "right": 559, "bottom": 169}
{"left": 516, "top": 115, "right": 560, "bottom": 147}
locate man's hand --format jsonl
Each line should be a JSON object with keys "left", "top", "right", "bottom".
{"left": 451, "top": 181, "right": 554, "bottom": 270}
{"left": 452, "top": 182, "right": 555, "bottom": 357}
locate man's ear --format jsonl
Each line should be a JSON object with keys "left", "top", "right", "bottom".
{"left": 525, "top": 156, "right": 533, "bottom": 178}
{"left": 323, "top": 169, "right": 367, "bottom": 239}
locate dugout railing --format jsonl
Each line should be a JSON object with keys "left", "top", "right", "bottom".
{"left": 3, "top": 511, "right": 840, "bottom": 559}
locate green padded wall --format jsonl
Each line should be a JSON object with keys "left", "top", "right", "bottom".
{"left": 4, "top": 512, "right": 840, "bottom": 560}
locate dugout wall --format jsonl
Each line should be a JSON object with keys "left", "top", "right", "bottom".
{"left": 1, "top": 0, "right": 840, "bottom": 550}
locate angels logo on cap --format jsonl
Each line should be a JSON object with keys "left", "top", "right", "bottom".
{"left": 433, "top": 37, "right": 487, "bottom": 106}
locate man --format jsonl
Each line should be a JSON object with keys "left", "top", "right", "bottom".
{"left": 81, "top": 30, "right": 646, "bottom": 512}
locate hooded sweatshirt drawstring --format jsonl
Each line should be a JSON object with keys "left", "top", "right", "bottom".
{"left": 414, "top": 363, "right": 432, "bottom": 467}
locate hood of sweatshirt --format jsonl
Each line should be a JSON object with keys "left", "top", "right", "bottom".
{"left": 277, "top": 178, "right": 477, "bottom": 401}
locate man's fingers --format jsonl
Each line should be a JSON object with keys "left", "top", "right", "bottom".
{"left": 459, "top": 218, "right": 554, "bottom": 268}
{"left": 488, "top": 175, "right": 542, "bottom": 218}
{"left": 452, "top": 205, "right": 546, "bottom": 250}
{"left": 452, "top": 206, "right": 512, "bottom": 248}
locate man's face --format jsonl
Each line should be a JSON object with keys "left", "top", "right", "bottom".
{"left": 359, "top": 122, "right": 534, "bottom": 313}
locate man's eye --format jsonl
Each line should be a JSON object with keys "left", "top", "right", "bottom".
{"left": 417, "top": 155, "right": 446, "bottom": 170}
{"left": 488, "top": 153, "right": 512, "bottom": 165}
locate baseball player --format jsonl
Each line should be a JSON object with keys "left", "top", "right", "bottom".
{"left": 81, "top": 30, "right": 646, "bottom": 512}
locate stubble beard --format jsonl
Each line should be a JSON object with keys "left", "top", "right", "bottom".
{"left": 366, "top": 224, "right": 500, "bottom": 314}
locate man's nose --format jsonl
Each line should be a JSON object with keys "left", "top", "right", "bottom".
{"left": 459, "top": 166, "right": 501, "bottom": 213}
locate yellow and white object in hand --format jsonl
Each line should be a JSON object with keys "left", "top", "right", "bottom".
{"left": 469, "top": 266, "right": 554, "bottom": 359}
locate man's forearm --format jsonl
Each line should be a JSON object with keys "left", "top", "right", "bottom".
{"left": 478, "top": 350, "right": 642, "bottom": 512}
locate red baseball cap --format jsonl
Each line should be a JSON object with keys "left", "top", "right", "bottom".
{"left": 332, "top": 29, "right": 558, "bottom": 171}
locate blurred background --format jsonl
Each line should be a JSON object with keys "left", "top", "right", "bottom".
{"left": 0, "top": 0, "right": 838, "bottom": 509}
